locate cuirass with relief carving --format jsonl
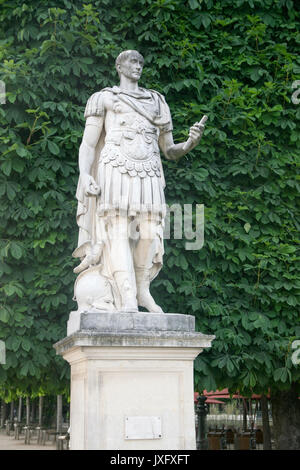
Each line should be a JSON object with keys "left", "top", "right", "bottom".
{"left": 101, "top": 111, "right": 162, "bottom": 178}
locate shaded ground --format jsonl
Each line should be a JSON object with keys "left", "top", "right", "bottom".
{"left": 0, "top": 429, "right": 56, "bottom": 450}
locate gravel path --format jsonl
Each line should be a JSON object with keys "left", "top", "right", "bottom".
{"left": 0, "top": 429, "right": 56, "bottom": 450}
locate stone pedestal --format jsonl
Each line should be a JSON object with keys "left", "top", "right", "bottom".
{"left": 54, "top": 312, "right": 214, "bottom": 450}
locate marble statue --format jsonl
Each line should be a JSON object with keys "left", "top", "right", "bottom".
{"left": 73, "top": 50, "right": 206, "bottom": 314}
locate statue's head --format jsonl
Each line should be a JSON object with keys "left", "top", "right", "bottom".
{"left": 115, "top": 50, "right": 144, "bottom": 81}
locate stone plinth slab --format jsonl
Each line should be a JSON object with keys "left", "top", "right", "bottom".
{"left": 54, "top": 312, "right": 215, "bottom": 450}
{"left": 67, "top": 311, "right": 196, "bottom": 336}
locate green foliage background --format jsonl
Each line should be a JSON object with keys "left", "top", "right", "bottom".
{"left": 0, "top": 0, "right": 299, "bottom": 399}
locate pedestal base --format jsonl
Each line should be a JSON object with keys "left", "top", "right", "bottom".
{"left": 54, "top": 312, "right": 214, "bottom": 450}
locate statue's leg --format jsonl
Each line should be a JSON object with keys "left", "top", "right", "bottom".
{"left": 107, "top": 215, "right": 138, "bottom": 313}
{"left": 133, "top": 216, "right": 163, "bottom": 313}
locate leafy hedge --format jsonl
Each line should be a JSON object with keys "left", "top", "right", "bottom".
{"left": 0, "top": 0, "right": 299, "bottom": 398}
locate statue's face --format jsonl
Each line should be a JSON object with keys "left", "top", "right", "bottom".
{"left": 118, "top": 53, "right": 144, "bottom": 82}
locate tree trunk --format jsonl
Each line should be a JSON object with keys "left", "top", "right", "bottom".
{"left": 271, "top": 383, "right": 300, "bottom": 450}
{"left": 31, "top": 398, "right": 36, "bottom": 422}
{"left": 10, "top": 400, "right": 14, "bottom": 421}
{"left": 249, "top": 399, "right": 254, "bottom": 429}
{"left": 38, "top": 396, "right": 43, "bottom": 427}
{"left": 26, "top": 397, "right": 30, "bottom": 426}
{"left": 17, "top": 397, "right": 22, "bottom": 422}
{"left": 261, "top": 394, "right": 272, "bottom": 450}
{"left": 57, "top": 395, "right": 63, "bottom": 433}
{"left": 242, "top": 398, "right": 248, "bottom": 431}
{"left": 0, "top": 400, "right": 7, "bottom": 428}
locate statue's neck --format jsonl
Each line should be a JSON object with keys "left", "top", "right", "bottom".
{"left": 119, "top": 76, "right": 140, "bottom": 93}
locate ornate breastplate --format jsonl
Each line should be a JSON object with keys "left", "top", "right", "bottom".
{"left": 101, "top": 116, "right": 161, "bottom": 178}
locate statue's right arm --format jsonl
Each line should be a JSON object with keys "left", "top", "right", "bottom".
{"left": 79, "top": 116, "right": 104, "bottom": 196}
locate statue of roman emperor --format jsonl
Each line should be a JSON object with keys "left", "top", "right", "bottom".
{"left": 73, "top": 50, "right": 206, "bottom": 314}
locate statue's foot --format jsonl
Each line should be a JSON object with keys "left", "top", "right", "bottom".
{"left": 135, "top": 267, "right": 163, "bottom": 313}
{"left": 121, "top": 303, "right": 139, "bottom": 313}
{"left": 114, "top": 271, "right": 138, "bottom": 313}
{"left": 137, "top": 292, "right": 164, "bottom": 313}
{"left": 119, "top": 294, "right": 138, "bottom": 313}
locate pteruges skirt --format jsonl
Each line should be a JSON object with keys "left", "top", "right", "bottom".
{"left": 96, "top": 145, "right": 166, "bottom": 220}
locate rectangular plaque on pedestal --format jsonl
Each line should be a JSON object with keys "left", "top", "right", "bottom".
{"left": 125, "top": 416, "right": 162, "bottom": 440}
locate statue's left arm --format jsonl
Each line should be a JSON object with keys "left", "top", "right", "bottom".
{"left": 159, "top": 120, "right": 206, "bottom": 161}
